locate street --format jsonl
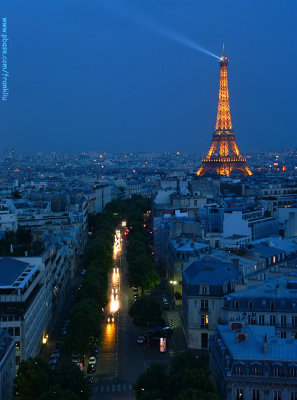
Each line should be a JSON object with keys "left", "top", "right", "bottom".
{"left": 89, "top": 228, "right": 187, "bottom": 399}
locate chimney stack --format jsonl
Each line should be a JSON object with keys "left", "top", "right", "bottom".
{"left": 263, "top": 334, "right": 268, "bottom": 354}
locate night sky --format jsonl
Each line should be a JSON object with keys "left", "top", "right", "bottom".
{"left": 1, "top": 0, "right": 296, "bottom": 154}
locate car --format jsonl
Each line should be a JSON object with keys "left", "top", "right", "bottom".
{"left": 80, "top": 268, "right": 86, "bottom": 275}
{"left": 162, "top": 327, "right": 173, "bottom": 336}
{"left": 137, "top": 335, "right": 145, "bottom": 344}
{"left": 133, "top": 294, "right": 139, "bottom": 302}
{"left": 89, "top": 356, "right": 96, "bottom": 365}
{"left": 93, "top": 346, "right": 99, "bottom": 355}
{"left": 87, "top": 364, "right": 96, "bottom": 374}
{"left": 72, "top": 352, "right": 80, "bottom": 364}
{"left": 88, "top": 377, "right": 94, "bottom": 385}
{"left": 107, "top": 314, "right": 115, "bottom": 323}
{"left": 145, "top": 290, "right": 151, "bottom": 296}
{"left": 132, "top": 286, "right": 138, "bottom": 293}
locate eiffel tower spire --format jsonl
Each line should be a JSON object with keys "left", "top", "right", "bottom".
{"left": 196, "top": 46, "right": 252, "bottom": 177}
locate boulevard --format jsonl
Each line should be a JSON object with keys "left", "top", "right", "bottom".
{"left": 89, "top": 227, "right": 185, "bottom": 399}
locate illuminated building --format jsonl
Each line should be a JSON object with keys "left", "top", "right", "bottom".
{"left": 182, "top": 259, "right": 240, "bottom": 350}
{"left": 197, "top": 45, "right": 252, "bottom": 177}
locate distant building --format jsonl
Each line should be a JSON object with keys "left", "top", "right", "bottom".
{"left": 223, "top": 210, "right": 278, "bottom": 241}
{"left": 210, "top": 324, "right": 297, "bottom": 400}
{"left": 0, "top": 199, "right": 18, "bottom": 234}
{"left": 182, "top": 259, "right": 240, "bottom": 349}
{"left": 167, "top": 238, "right": 210, "bottom": 291}
{"left": 0, "top": 329, "right": 15, "bottom": 400}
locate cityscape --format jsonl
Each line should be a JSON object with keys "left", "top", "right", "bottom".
{"left": 1, "top": 1, "right": 297, "bottom": 400}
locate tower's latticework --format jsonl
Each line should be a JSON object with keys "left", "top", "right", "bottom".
{"left": 196, "top": 46, "right": 252, "bottom": 177}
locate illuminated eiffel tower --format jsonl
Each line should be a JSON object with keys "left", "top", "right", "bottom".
{"left": 196, "top": 45, "right": 252, "bottom": 177}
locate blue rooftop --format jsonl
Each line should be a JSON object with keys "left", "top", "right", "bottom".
{"left": 0, "top": 258, "right": 30, "bottom": 286}
{"left": 217, "top": 324, "right": 297, "bottom": 362}
{"left": 183, "top": 260, "right": 240, "bottom": 286}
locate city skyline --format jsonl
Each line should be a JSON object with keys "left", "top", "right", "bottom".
{"left": 1, "top": 0, "right": 297, "bottom": 154}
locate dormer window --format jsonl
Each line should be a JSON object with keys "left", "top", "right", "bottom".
{"left": 201, "top": 285, "right": 207, "bottom": 295}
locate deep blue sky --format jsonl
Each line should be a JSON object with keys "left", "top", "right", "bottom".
{"left": 1, "top": 0, "right": 297, "bottom": 154}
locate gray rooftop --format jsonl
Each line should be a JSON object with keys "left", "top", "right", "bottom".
{"left": 217, "top": 324, "right": 297, "bottom": 362}
{"left": 0, "top": 257, "right": 30, "bottom": 286}
{"left": 226, "top": 275, "right": 297, "bottom": 300}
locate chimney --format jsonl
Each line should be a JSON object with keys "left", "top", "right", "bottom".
{"left": 236, "top": 331, "right": 248, "bottom": 343}
{"left": 263, "top": 334, "right": 268, "bottom": 354}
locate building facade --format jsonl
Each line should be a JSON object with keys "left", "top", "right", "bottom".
{"left": 0, "top": 329, "right": 15, "bottom": 400}
{"left": 182, "top": 259, "right": 240, "bottom": 349}
{"left": 210, "top": 324, "right": 297, "bottom": 400}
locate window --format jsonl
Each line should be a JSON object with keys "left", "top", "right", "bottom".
{"left": 236, "top": 366, "right": 243, "bottom": 376}
{"left": 201, "top": 299, "right": 208, "bottom": 310}
{"left": 194, "top": 200, "right": 197, "bottom": 206}
{"left": 273, "top": 367, "right": 280, "bottom": 377}
{"left": 200, "top": 314, "right": 209, "bottom": 328}
{"left": 249, "top": 301, "right": 253, "bottom": 310}
{"left": 281, "top": 331, "right": 287, "bottom": 338}
{"left": 252, "top": 367, "right": 259, "bottom": 376}
{"left": 236, "top": 388, "right": 244, "bottom": 400}
{"left": 259, "top": 315, "right": 264, "bottom": 325}
{"left": 290, "top": 369, "right": 297, "bottom": 378}
{"left": 270, "top": 302, "right": 275, "bottom": 311}
{"left": 274, "top": 390, "right": 281, "bottom": 400}
{"left": 281, "top": 315, "right": 287, "bottom": 327}
{"left": 8, "top": 327, "right": 13, "bottom": 336}
{"left": 270, "top": 315, "right": 276, "bottom": 326}
{"left": 15, "top": 327, "right": 20, "bottom": 336}
{"left": 291, "top": 392, "right": 297, "bottom": 400}
{"left": 235, "top": 301, "right": 239, "bottom": 310}
{"left": 201, "top": 286, "right": 207, "bottom": 295}
{"left": 292, "top": 316, "right": 297, "bottom": 328}
{"left": 252, "top": 389, "right": 260, "bottom": 400}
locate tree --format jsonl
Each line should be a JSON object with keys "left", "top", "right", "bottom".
{"left": 38, "top": 386, "right": 80, "bottom": 400}
{"left": 129, "top": 296, "right": 164, "bottom": 330}
{"left": 55, "top": 363, "right": 90, "bottom": 400}
{"left": 14, "top": 356, "right": 52, "bottom": 400}
{"left": 65, "top": 299, "right": 102, "bottom": 353}
{"left": 134, "top": 364, "right": 168, "bottom": 400}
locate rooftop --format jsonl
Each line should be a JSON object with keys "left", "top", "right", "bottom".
{"left": 217, "top": 324, "right": 297, "bottom": 362}
{"left": 183, "top": 259, "right": 240, "bottom": 286}
{"left": 0, "top": 257, "right": 39, "bottom": 288}
{"left": 171, "top": 238, "right": 209, "bottom": 252}
{"left": 225, "top": 275, "right": 297, "bottom": 300}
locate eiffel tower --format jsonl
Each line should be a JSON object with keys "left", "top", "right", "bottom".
{"left": 197, "top": 45, "right": 252, "bottom": 177}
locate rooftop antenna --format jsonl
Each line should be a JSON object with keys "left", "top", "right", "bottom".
{"left": 222, "top": 42, "right": 225, "bottom": 57}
